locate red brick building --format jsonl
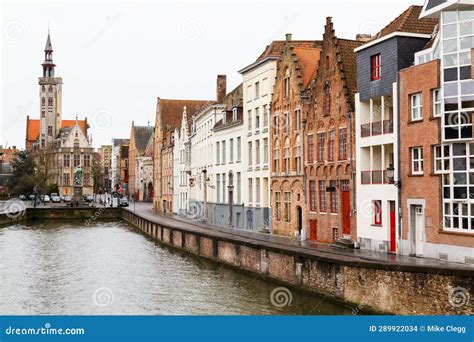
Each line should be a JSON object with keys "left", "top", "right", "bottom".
{"left": 306, "top": 18, "right": 363, "bottom": 243}
{"left": 270, "top": 34, "right": 322, "bottom": 237}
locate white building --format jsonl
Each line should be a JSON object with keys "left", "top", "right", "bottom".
{"left": 238, "top": 44, "right": 277, "bottom": 231}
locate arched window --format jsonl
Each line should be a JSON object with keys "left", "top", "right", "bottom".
{"left": 284, "top": 137, "right": 290, "bottom": 174}
{"left": 324, "top": 84, "right": 331, "bottom": 116}
{"left": 42, "top": 85, "right": 45, "bottom": 93}
{"left": 48, "top": 98, "right": 53, "bottom": 106}
{"left": 326, "top": 55, "right": 330, "bottom": 68}
{"left": 284, "top": 68, "right": 290, "bottom": 98}
{"left": 41, "top": 97, "right": 45, "bottom": 106}
{"left": 48, "top": 85, "right": 53, "bottom": 93}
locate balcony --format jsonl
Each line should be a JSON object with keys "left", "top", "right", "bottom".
{"left": 361, "top": 119, "right": 393, "bottom": 137}
{"left": 361, "top": 170, "right": 391, "bottom": 185}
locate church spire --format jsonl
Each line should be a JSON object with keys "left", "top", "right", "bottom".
{"left": 42, "top": 30, "right": 55, "bottom": 77}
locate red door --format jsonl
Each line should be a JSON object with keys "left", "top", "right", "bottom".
{"left": 309, "top": 220, "right": 317, "bottom": 241}
{"left": 342, "top": 190, "right": 351, "bottom": 235}
{"left": 389, "top": 201, "right": 396, "bottom": 253}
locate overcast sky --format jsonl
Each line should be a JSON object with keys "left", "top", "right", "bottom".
{"left": 1, "top": 0, "right": 421, "bottom": 149}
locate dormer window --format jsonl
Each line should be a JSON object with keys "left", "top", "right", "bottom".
{"left": 232, "top": 108, "right": 237, "bottom": 122}
{"left": 222, "top": 111, "right": 226, "bottom": 125}
{"left": 371, "top": 54, "right": 381, "bottom": 80}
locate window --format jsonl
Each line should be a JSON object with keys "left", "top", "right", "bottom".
{"left": 371, "top": 54, "right": 381, "bottom": 80}
{"left": 41, "top": 97, "right": 45, "bottom": 106}
{"left": 237, "top": 172, "right": 241, "bottom": 204}
{"left": 273, "top": 115, "right": 279, "bottom": 135}
{"left": 273, "top": 141, "right": 280, "bottom": 173}
{"left": 248, "top": 142, "right": 252, "bottom": 166}
{"left": 305, "top": 134, "right": 314, "bottom": 164}
{"left": 411, "top": 147, "right": 424, "bottom": 175}
{"left": 237, "top": 137, "right": 241, "bottom": 162}
{"left": 433, "top": 145, "right": 446, "bottom": 174}
{"left": 433, "top": 89, "right": 441, "bottom": 117}
{"left": 324, "top": 85, "right": 331, "bottom": 116}
{"left": 255, "top": 140, "right": 260, "bottom": 165}
{"left": 284, "top": 192, "right": 291, "bottom": 222}
{"left": 255, "top": 107, "right": 260, "bottom": 129}
{"left": 216, "top": 142, "right": 220, "bottom": 164}
{"left": 222, "top": 140, "right": 226, "bottom": 164}
{"left": 263, "top": 138, "right": 269, "bottom": 164}
{"left": 255, "top": 81, "right": 260, "bottom": 99}
{"left": 229, "top": 138, "right": 234, "bottom": 162}
{"left": 47, "top": 126, "right": 53, "bottom": 136}
{"left": 256, "top": 178, "right": 261, "bottom": 204}
{"left": 309, "top": 180, "right": 317, "bottom": 212}
{"left": 295, "top": 110, "right": 301, "bottom": 131}
{"left": 73, "top": 154, "right": 80, "bottom": 167}
{"left": 222, "top": 111, "right": 226, "bottom": 125}
{"left": 339, "top": 128, "right": 347, "bottom": 160}
{"left": 411, "top": 93, "right": 423, "bottom": 121}
{"left": 83, "top": 155, "right": 91, "bottom": 167}
{"left": 63, "top": 154, "right": 70, "bottom": 167}
{"left": 48, "top": 97, "right": 53, "bottom": 106}
{"left": 247, "top": 110, "right": 252, "bottom": 131}
{"left": 284, "top": 69, "right": 290, "bottom": 98}
{"left": 248, "top": 178, "right": 253, "bottom": 203}
{"left": 284, "top": 113, "right": 289, "bottom": 134}
{"left": 83, "top": 173, "right": 90, "bottom": 186}
{"left": 284, "top": 139, "right": 290, "bottom": 174}
{"left": 373, "top": 200, "right": 382, "bottom": 225}
{"left": 263, "top": 105, "right": 269, "bottom": 127}
{"left": 317, "top": 132, "right": 325, "bottom": 162}
{"left": 232, "top": 108, "right": 237, "bottom": 122}
{"left": 262, "top": 78, "right": 268, "bottom": 95}
{"left": 41, "top": 110, "right": 45, "bottom": 118}
{"left": 222, "top": 173, "right": 226, "bottom": 204}
{"left": 295, "top": 135, "right": 301, "bottom": 174}
{"left": 330, "top": 180, "right": 337, "bottom": 213}
{"left": 275, "top": 192, "right": 281, "bottom": 221}
{"left": 216, "top": 174, "right": 221, "bottom": 203}
{"left": 319, "top": 181, "right": 326, "bottom": 212}
{"left": 63, "top": 173, "right": 70, "bottom": 186}
{"left": 328, "top": 130, "right": 335, "bottom": 161}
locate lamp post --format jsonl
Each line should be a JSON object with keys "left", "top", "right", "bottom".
{"left": 228, "top": 170, "right": 234, "bottom": 227}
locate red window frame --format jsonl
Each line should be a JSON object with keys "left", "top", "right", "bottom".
{"left": 373, "top": 200, "right": 382, "bottom": 225}
{"left": 371, "top": 54, "right": 381, "bottom": 81}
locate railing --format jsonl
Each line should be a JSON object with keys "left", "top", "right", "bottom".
{"left": 361, "top": 170, "right": 392, "bottom": 185}
{"left": 360, "top": 118, "right": 394, "bottom": 137}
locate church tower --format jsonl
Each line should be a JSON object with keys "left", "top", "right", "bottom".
{"left": 39, "top": 31, "right": 62, "bottom": 148}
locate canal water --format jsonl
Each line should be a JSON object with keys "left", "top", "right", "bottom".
{"left": 0, "top": 220, "right": 353, "bottom": 315}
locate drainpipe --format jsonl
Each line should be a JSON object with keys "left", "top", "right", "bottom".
{"left": 396, "top": 75, "right": 402, "bottom": 255}
{"left": 349, "top": 111, "right": 355, "bottom": 216}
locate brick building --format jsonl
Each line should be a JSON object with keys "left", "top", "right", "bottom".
{"left": 153, "top": 98, "right": 211, "bottom": 213}
{"left": 270, "top": 34, "right": 322, "bottom": 238}
{"left": 128, "top": 122, "right": 153, "bottom": 200}
{"left": 305, "top": 18, "right": 363, "bottom": 244}
{"left": 398, "top": 0, "right": 474, "bottom": 263}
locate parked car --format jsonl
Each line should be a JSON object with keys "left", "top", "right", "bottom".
{"left": 63, "top": 195, "right": 72, "bottom": 203}
{"left": 28, "top": 194, "right": 35, "bottom": 201}
{"left": 19, "top": 195, "right": 27, "bottom": 201}
{"left": 51, "top": 194, "right": 61, "bottom": 203}
{"left": 43, "top": 195, "right": 50, "bottom": 203}
{"left": 85, "top": 195, "right": 94, "bottom": 203}
{"left": 119, "top": 197, "right": 129, "bottom": 207}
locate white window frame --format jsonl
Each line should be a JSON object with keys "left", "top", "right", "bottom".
{"left": 411, "top": 93, "right": 423, "bottom": 121}
{"left": 432, "top": 89, "right": 441, "bottom": 117}
{"left": 411, "top": 147, "right": 424, "bottom": 175}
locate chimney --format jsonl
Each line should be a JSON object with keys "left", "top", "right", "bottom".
{"left": 216, "top": 75, "right": 226, "bottom": 103}
{"left": 356, "top": 34, "right": 372, "bottom": 42}
{"left": 285, "top": 33, "right": 292, "bottom": 41}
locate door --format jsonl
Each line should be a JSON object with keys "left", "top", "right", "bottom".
{"left": 342, "top": 190, "right": 351, "bottom": 235}
{"left": 415, "top": 206, "right": 424, "bottom": 256}
{"left": 309, "top": 220, "right": 317, "bottom": 241}
{"left": 389, "top": 201, "right": 396, "bottom": 253}
{"left": 246, "top": 210, "right": 253, "bottom": 230}
{"left": 297, "top": 206, "right": 303, "bottom": 236}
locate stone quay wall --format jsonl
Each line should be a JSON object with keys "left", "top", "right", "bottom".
{"left": 122, "top": 209, "right": 473, "bottom": 315}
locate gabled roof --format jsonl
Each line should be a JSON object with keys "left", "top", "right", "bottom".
{"left": 336, "top": 38, "right": 364, "bottom": 96}
{"left": 132, "top": 125, "right": 154, "bottom": 153}
{"left": 293, "top": 45, "right": 322, "bottom": 88}
{"left": 370, "top": 5, "right": 438, "bottom": 41}
{"left": 26, "top": 117, "right": 88, "bottom": 143}
{"left": 158, "top": 99, "right": 212, "bottom": 131}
